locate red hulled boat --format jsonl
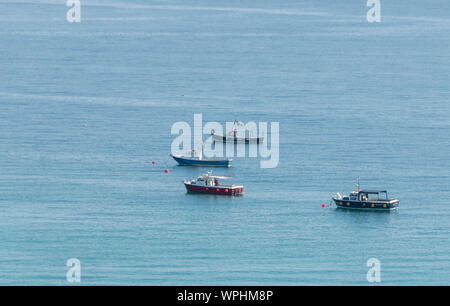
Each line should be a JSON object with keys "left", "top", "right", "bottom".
{"left": 184, "top": 171, "right": 243, "bottom": 195}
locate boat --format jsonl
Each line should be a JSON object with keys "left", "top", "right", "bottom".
{"left": 331, "top": 178, "right": 399, "bottom": 211}
{"left": 184, "top": 171, "right": 244, "bottom": 195}
{"left": 170, "top": 144, "right": 232, "bottom": 167}
{"left": 211, "top": 120, "right": 264, "bottom": 144}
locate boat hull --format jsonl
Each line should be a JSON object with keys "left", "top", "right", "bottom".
{"left": 171, "top": 155, "right": 232, "bottom": 167}
{"left": 212, "top": 134, "right": 263, "bottom": 144}
{"left": 184, "top": 183, "right": 243, "bottom": 195}
{"left": 333, "top": 198, "right": 399, "bottom": 211}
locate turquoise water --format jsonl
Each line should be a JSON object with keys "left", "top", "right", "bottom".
{"left": 0, "top": 0, "right": 449, "bottom": 285}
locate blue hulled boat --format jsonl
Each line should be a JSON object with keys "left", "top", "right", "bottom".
{"left": 171, "top": 154, "right": 232, "bottom": 167}
{"left": 170, "top": 146, "right": 232, "bottom": 167}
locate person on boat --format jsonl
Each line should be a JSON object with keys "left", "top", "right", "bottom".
{"left": 215, "top": 179, "right": 218, "bottom": 186}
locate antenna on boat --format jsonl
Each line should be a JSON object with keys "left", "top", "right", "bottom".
{"left": 356, "top": 177, "right": 360, "bottom": 192}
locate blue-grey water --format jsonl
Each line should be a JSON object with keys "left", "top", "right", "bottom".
{"left": 0, "top": 0, "right": 449, "bottom": 285}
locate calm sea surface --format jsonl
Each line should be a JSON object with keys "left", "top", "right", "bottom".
{"left": 0, "top": 0, "right": 449, "bottom": 285}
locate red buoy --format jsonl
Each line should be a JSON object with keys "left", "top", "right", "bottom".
{"left": 322, "top": 204, "right": 325, "bottom": 208}
{"left": 164, "top": 169, "right": 169, "bottom": 173}
{"left": 152, "top": 160, "right": 156, "bottom": 164}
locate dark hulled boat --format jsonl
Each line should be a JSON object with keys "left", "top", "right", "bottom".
{"left": 332, "top": 178, "right": 399, "bottom": 211}
{"left": 184, "top": 171, "right": 243, "bottom": 195}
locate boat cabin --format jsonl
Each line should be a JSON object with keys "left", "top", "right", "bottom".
{"left": 346, "top": 190, "right": 389, "bottom": 202}
{"left": 195, "top": 176, "right": 218, "bottom": 186}
{"left": 184, "top": 171, "right": 244, "bottom": 195}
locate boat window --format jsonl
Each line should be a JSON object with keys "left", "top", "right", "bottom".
{"left": 362, "top": 193, "right": 380, "bottom": 201}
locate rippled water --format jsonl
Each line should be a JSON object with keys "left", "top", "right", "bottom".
{"left": 0, "top": 0, "right": 449, "bottom": 285}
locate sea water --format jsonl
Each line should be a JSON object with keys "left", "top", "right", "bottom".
{"left": 0, "top": 0, "right": 449, "bottom": 285}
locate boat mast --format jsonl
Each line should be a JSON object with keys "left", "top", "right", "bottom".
{"left": 233, "top": 120, "right": 242, "bottom": 138}
{"left": 199, "top": 142, "right": 204, "bottom": 160}
{"left": 356, "top": 177, "right": 360, "bottom": 192}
